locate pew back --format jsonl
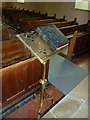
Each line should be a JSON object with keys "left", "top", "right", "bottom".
{"left": 1, "top": 38, "right": 31, "bottom": 68}
{"left": 62, "top": 20, "right": 90, "bottom": 58}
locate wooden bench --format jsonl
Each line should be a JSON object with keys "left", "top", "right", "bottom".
{"left": 2, "top": 7, "right": 66, "bottom": 31}
{"left": 1, "top": 38, "right": 31, "bottom": 68}
{"left": 25, "top": 17, "right": 77, "bottom": 31}
{"left": 0, "top": 37, "right": 49, "bottom": 113}
{"left": 2, "top": 23, "right": 21, "bottom": 40}
{"left": 50, "top": 18, "right": 78, "bottom": 28}
{"left": 1, "top": 26, "right": 11, "bottom": 41}
{"left": 2, "top": 7, "right": 57, "bottom": 27}
{"left": 2, "top": 8, "right": 38, "bottom": 26}
{"left": 60, "top": 20, "right": 90, "bottom": 58}
{"left": 19, "top": 17, "right": 65, "bottom": 32}
{"left": 1, "top": 57, "right": 49, "bottom": 113}
{"left": 31, "top": 15, "right": 66, "bottom": 25}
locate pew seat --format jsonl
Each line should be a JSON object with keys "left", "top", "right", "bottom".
{"left": 1, "top": 38, "right": 31, "bottom": 68}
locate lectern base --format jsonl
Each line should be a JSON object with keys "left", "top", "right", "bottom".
{"left": 33, "top": 81, "right": 54, "bottom": 119}
{"left": 33, "top": 63, "right": 54, "bottom": 119}
{"left": 6, "top": 84, "right": 64, "bottom": 119}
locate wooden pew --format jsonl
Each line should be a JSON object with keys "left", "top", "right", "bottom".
{"left": 50, "top": 18, "right": 78, "bottom": 28}
{"left": 16, "top": 16, "right": 66, "bottom": 32}
{"left": 36, "top": 15, "right": 66, "bottom": 23}
{"left": 24, "top": 17, "right": 77, "bottom": 31}
{"left": 1, "top": 38, "right": 31, "bottom": 68}
{"left": 0, "top": 37, "right": 49, "bottom": 113}
{"left": 60, "top": 20, "right": 89, "bottom": 36}
{"left": 1, "top": 24, "right": 20, "bottom": 41}
{"left": 1, "top": 57, "right": 49, "bottom": 113}
{"left": 1, "top": 26, "right": 11, "bottom": 41}
{"left": 2, "top": 7, "right": 56, "bottom": 27}
{"left": 60, "top": 20, "right": 90, "bottom": 59}
{"left": 2, "top": 7, "right": 66, "bottom": 30}
{"left": 11, "top": 15, "right": 44, "bottom": 30}
{"left": 2, "top": 8, "right": 37, "bottom": 26}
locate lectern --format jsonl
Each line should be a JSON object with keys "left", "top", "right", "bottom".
{"left": 17, "top": 24, "right": 69, "bottom": 119}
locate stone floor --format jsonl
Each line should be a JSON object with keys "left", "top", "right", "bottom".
{"left": 42, "top": 77, "right": 88, "bottom": 118}
{"left": 42, "top": 51, "right": 89, "bottom": 118}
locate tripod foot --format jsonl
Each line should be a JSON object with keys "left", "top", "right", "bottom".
{"left": 37, "top": 113, "right": 41, "bottom": 120}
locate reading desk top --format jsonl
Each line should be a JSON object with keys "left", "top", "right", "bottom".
{"left": 17, "top": 32, "right": 68, "bottom": 64}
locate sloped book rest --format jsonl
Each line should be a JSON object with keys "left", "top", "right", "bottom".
{"left": 35, "top": 24, "right": 69, "bottom": 51}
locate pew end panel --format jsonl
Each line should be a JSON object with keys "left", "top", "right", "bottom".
{"left": 1, "top": 56, "right": 49, "bottom": 113}
{"left": 67, "top": 31, "right": 78, "bottom": 59}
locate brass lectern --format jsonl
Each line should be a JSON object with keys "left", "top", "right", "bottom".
{"left": 17, "top": 24, "right": 69, "bottom": 119}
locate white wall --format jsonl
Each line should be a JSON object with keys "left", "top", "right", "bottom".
{"left": 2, "top": 2, "right": 13, "bottom": 7}
{"left": 3, "top": 2, "right": 90, "bottom": 24}
{"left": 11, "top": 2, "right": 36, "bottom": 10}
{"left": 0, "top": 2, "right": 2, "bottom": 8}
{"left": 33, "top": 2, "right": 89, "bottom": 24}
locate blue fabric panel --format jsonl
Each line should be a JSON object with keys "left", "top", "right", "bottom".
{"left": 48, "top": 55, "right": 88, "bottom": 95}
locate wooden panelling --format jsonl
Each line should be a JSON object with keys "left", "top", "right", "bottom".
{"left": 61, "top": 20, "right": 90, "bottom": 58}
{"left": 1, "top": 56, "right": 49, "bottom": 108}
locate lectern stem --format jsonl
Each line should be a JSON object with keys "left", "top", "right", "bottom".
{"left": 38, "top": 62, "right": 47, "bottom": 119}
{"left": 42, "top": 63, "right": 46, "bottom": 80}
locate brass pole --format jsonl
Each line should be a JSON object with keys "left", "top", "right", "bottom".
{"left": 38, "top": 62, "right": 47, "bottom": 119}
